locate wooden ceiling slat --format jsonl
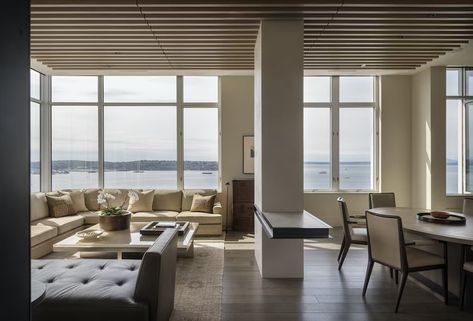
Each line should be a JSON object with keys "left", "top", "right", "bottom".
{"left": 30, "top": 13, "right": 473, "bottom": 21}
{"left": 29, "top": 0, "right": 473, "bottom": 7}
{"left": 29, "top": 0, "right": 473, "bottom": 71}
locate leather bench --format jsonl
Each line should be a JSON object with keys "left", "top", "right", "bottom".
{"left": 31, "top": 229, "right": 178, "bottom": 321}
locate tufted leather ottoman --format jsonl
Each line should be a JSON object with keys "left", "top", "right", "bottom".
{"left": 31, "top": 229, "right": 178, "bottom": 321}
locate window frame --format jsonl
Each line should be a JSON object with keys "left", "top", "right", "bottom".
{"left": 304, "top": 75, "right": 379, "bottom": 193}
{"left": 43, "top": 75, "right": 221, "bottom": 192}
{"left": 446, "top": 67, "right": 473, "bottom": 196}
{"left": 30, "top": 69, "right": 44, "bottom": 193}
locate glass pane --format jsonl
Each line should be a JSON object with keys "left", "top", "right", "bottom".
{"left": 446, "top": 69, "right": 461, "bottom": 96}
{"left": 339, "top": 108, "right": 374, "bottom": 190}
{"left": 104, "top": 76, "right": 176, "bottom": 103}
{"left": 340, "top": 76, "right": 374, "bottom": 102}
{"left": 446, "top": 100, "right": 462, "bottom": 194}
{"left": 184, "top": 108, "right": 219, "bottom": 189}
{"left": 52, "top": 76, "right": 98, "bottom": 102}
{"left": 52, "top": 106, "right": 98, "bottom": 190}
{"left": 467, "top": 102, "right": 473, "bottom": 192}
{"left": 304, "top": 77, "right": 331, "bottom": 103}
{"left": 467, "top": 69, "right": 473, "bottom": 96}
{"left": 183, "top": 76, "right": 219, "bottom": 103}
{"left": 31, "top": 102, "right": 41, "bottom": 192}
{"left": 30, "top": 70, "right": 40, "bottom": 100}
{"left": 304, "top": 108, "right": 331, "bottom": 190}
{"left": 104, "top": 106, "right": 177, "bottom": 189}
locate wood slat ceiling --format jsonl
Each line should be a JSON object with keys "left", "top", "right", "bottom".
{"left": 31, "top": 0, "right": 473, "bottom": 71}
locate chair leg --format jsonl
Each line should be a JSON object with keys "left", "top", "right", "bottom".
{"left": 337, "top": 236, "right": 346, "bottom": 262}
{"left": 395, "top": 272, "right": 408, "bottom": 313}
{"left": 338, "top": 242, "right": 351, "bottom": 271}
{"left": 395, "top": 270, "right": 399, "bottom": 284}
{"left": 390, "top": 268, "right": 393, "bottom": 279}
{"left": 442, "top": 266, "right": 449, "bottom": 305}
{"left": 460, "top": 271, "right": 467, "bottom": 311}
{"left": 362, "top": 259, "right": 374, "bottom": 296}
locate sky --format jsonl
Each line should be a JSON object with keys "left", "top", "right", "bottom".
{"left": 34, "top": 74, "right": 383, "bottom": 164}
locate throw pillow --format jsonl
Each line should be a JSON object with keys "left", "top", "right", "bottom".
{"left": 84, "top": 189, "right": 101, "bottom": 211}
{"left": 46, "top": 194, "right": 76, "bottom": 217}
{"left": 128, "top": 190, "right": 155, "bottom": 213}
{"left": 59, "top": 190, "right": 88, "bottom": 213}
{"left": 190, "top": 194, "right": 216, "bottom": 213}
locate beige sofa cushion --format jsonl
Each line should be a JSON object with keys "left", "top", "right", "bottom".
{"left": 46, "top": 194, "right": 76, "bottom": 217}
{"left": 31, "top": 225, "right": 58, "bottom": 247}
{"left": 177, "top": 211, "right": 222, "bottom": 225}
{"left": 84, "top": 188, "right": 101, "bottom": 211}
{"left": 34, "top": 215, "right": 84, "bottom": 234}
{"left": 132, "top": 211, "right": 179, "bottom": 223}
{"left": 153, "top": 190, "right": 182, "bottom": 212}
{"left": 31, "top": 193, "right": 49, "bottom": 222}
{"left": 59, "top": 190, "right": 88, "bottom": 212}
{"left": 190, "top": 194, "right": 216, "bottom": 213}
{"left": 181, "top": 190, "right": 217, "bottom": 211}
{"left": 128, "top": 190, "right": 154, "bottom": 213}
{"left": 77, "top": 211, "right": 100, "bottom": 225}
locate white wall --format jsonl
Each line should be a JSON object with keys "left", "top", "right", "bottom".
{"left": 220, "top": 76, "right": 254, "bottom": 228}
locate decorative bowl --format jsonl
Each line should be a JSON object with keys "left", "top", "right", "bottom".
{"left": 76, "top": 229, "right": 104, "bottom": 240}
{"left": 430, "top": 211, "right": 450, "bottom": 219}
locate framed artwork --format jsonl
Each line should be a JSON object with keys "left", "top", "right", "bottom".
{"left": 243, "top": 135, "right": 255, "bottom": 174}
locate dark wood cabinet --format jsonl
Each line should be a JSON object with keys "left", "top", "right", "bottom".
{"left": 232, "top": 179, "right": 254, "bottom": 232}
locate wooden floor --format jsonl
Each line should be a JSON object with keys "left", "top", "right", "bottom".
{"left": 222, "top": 231, "right": 473, "bottom": 321}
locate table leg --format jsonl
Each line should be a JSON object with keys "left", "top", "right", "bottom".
{"left": 117, "top": 250, "right": 122, "bottom": 260}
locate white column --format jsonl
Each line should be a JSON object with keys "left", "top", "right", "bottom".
{"left": 254, "top": 19, "right": 305, "bottom": 278}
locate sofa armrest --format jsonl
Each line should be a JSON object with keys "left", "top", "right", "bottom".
{"left": 134, "top": 229, "right": 178, "bottom": 321}
{"left": 213, "top": 201, "right": 223, "bottom": 215}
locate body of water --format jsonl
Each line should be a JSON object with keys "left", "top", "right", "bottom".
{"left": 30, "top": 163, "right": 461, "bottom": 193}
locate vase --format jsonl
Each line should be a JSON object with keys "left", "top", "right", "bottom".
{"left": 99, "top": 212, "right": 131, "bottom": 231}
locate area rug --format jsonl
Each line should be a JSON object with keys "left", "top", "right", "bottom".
{"left": 170, "top": 241, "right": 224, "bottom": 321}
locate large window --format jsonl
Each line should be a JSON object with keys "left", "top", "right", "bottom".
{"left": 304, "top": 76, "right": 377, "bottom": 192}
{"left": 30, "top": 69, "right": 41, "bottom": 192}
{"left": 183, "top": 76, "right": 219, "bottom": 189}
{"left": 48, "top": 75, "right": 219, "bottom": 191}
{"left": 446, "top": 68, "right": 473, "bottom": 194}
{"left": 104, "top": 106, "right": 177, "bottom": 189}
{"left": 184, "top": 108, "right": 219, "bottom": 189}
{"left": 51, "top": 106, "right": 99, "bottom": 190}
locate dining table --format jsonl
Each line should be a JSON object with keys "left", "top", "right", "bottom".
{"left": 366, "top": 207, "right": 473, "bottom": 246}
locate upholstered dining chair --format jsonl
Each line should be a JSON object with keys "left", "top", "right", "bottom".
{"left": 337, "top": 197, "right": 368, "bottom": 270}
{"left": 369, "top": 192, "right": 396, "bottom": 209}
{"left": 462, "top": 197, "right": 473, "bottom": 215}
{"left": 460, "top": 246, "right": 473, "bottom": 310}
{"left": 368, "top": 192, "right": 397, "bottom": 281}
{"left": 363, "top": 211, "right": 448, "bottom": 313}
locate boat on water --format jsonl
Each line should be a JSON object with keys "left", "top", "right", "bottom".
{"left": 202, "top": 172, "right": 212, "bottom": 175}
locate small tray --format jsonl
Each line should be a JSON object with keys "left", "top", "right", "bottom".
{"left": 140, "top": 221, "right": 190, "bottom": 236}
{"left": 417, "top": 212, "right": 466, "bottom": 225}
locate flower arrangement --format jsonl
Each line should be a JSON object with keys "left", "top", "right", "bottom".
{"left": 98, "top": 190, "right": 139, "bottom": 216}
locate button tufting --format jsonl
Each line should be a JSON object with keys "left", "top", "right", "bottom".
{"left": 47, "top": 279, "right": 54, "bottom": 284}
{"left": 129, "top": 267, "right": 135, "bottom": 271}
{"left": 99, "top": 265, "right": 105, "bottom": 270}
{"left": 82, "top": 280, "right": 89, "bottom": 285}
{"left": 116, "top": 281, "right": 125, "bottom": 286}
{"left": 38, "top": 266, "right": 44, "bottom": 270}
{"left": 67, "top": 265, "right": 75, "bottom": 269}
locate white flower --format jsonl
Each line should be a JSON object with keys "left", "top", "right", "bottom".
{"left": 128, "top": 190, "right": 140, "bottom": 203}
{"left": 97, "top": 191, "right": 116, "bottom": 207}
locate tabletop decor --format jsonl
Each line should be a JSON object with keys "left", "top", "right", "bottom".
{"left": 417, "top": 212, "right": 466, "bottom": 225}
{"left": 98, "top": 190, "right": 139, "bottom": 231}
{"left": 76, "top": 229, "right": 104, "bottom": 240}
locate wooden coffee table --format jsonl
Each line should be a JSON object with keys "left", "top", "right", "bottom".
{"left": 53, "top": 222, "right": 199, "bottom": 258}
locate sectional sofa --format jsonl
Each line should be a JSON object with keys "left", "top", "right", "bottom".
{"left": 31, "top": 189, "right": 222, "bottom": 258}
